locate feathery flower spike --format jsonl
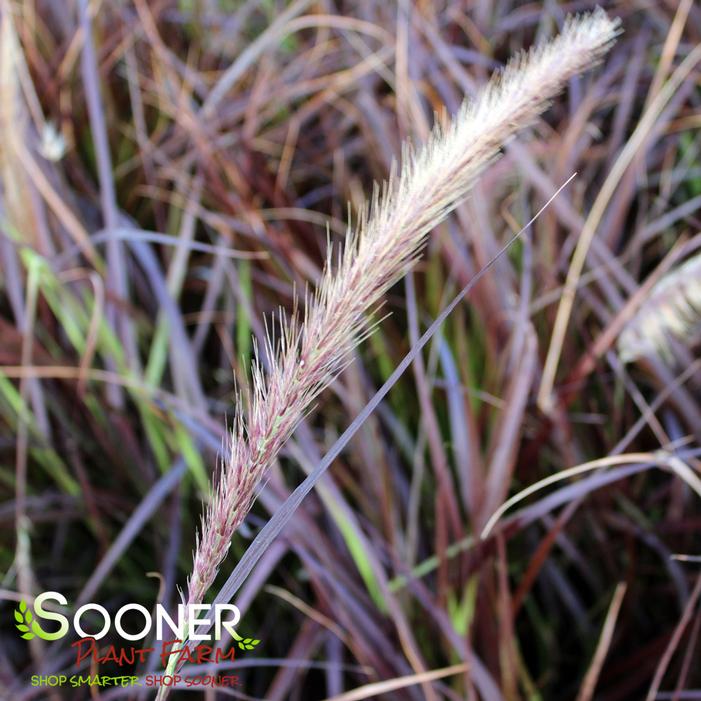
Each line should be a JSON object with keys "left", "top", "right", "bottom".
{"left": 187, "top": 8, "right": 620, "bottom": 611}
{"left": 618, "top": 252, "right": 701, "bottom": 363}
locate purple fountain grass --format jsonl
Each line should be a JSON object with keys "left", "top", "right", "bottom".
{"left": 186, "top": 9, "right": 620, "bottom": 612}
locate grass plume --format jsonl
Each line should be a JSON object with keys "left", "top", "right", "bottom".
{"left": 187, "top": 9, "right": 620, "bottom": 611}
{"left": 618, "top": 252, "right": 701, "bottom": 362}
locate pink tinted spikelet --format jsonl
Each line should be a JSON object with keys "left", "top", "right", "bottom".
{"left": 187, "top": 9, "right": 619, "bottom": 608}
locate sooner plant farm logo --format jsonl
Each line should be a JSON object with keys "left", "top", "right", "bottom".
{"left": 13, "top": 592, "right": 261, "bottom": 691}
{"left": 13, "top": 592, "right": 259, "bottom": 646}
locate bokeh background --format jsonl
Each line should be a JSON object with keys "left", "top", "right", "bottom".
{"left": 2, "top": 1, "right": 701, "bottom": 699}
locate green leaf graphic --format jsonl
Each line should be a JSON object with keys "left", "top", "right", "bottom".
{"left": 232, "top": 629, "right": 260, "bottom": 651}
{"left": 15, "top": 600, "right": 37, "bottom": 640}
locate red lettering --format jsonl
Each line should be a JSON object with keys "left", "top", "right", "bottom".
{"left": 71, "top": 638, "right": 98, "bottom": 665}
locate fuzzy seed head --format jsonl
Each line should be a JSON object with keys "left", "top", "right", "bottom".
{"left": 618, "top": 253, "right": 701, "bottom": 363}
{"left": 187, "top": 8, "right": 620, "bottom": 608}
